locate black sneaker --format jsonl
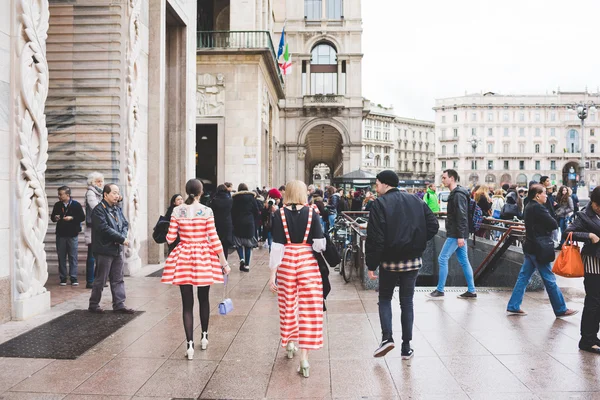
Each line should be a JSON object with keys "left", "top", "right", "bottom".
{"left": 373, "top": 338, "right": 395, "bottom": 358}
{"left": 427, "top": 290, "right": 444, "bottom": 298}
{"left": 71, "top": 278, "right": 79, "bottom": 286}
{"left": 239, "top": 259, "right": 249, "bottom": 272}
{"left": 59, "top": 278, "right": 67, "bottom": 286}
{"left": 86, "top": 283, "right": 93, "bottom": 289}
{"left": 401, "top": 344, "right": 414, "bottom": 360}
{"left": 458, "top": 291, "right": 477, "bottom": 299}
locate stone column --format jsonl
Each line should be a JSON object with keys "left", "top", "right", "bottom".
{"left": 11, "top": 0, "right": 51, "bottom": 320}
{"left": 306, "top": 61, "right": 311, "bottom": 96}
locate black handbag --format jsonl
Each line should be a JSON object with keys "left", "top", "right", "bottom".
{"left": 534, "top": 235, "right": 556, "bottom": 263}
{"left": 152, "top": 215, "right": 171, "bottom": 244}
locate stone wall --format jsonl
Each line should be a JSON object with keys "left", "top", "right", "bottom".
{"left": 0, "top": 0, "right": 12, "bottom": 323}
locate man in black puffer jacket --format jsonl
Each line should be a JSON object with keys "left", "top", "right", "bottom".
{"left": 366, "top": 170, "right": 439, "bottom": 359}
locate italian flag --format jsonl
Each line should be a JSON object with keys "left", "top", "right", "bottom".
{"left": 279, "top": 43, "right": 292, "bottom": 75}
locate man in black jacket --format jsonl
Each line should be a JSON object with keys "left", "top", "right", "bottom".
{"left": 429, "top": 169, "right": 477, "bottom": 299}
{"left": 366, "top": 170, "right": 439, "bottom": 358}
{"left": 88, "top": 184, "right": 134, "bottom": 314}
{"left": 51, "top": 186, "right": 85, "bottom": 286}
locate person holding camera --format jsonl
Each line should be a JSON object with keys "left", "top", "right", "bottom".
{"left": 262, "top": 188, "right": 282, "bottom": 252}
{"left": 51, "top": 185, "right": 86, "bottom": 286}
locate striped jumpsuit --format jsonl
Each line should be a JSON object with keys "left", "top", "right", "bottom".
{"left": 274, "top": 206, "right": 324, "bottom": 350}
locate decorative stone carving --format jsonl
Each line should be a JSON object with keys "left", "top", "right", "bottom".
{"left": 261, "top": 85, "right": 269, "bottom": 124}
{"left": 14, "top": 0, "right": 51, "bottom": 299}
{"left": 124, "top": 0, "right": 142, "bottom": 272}
{"left": 197, "top": 73, "right": 225, "bottom": 116}
{"left": 297, "top": 148, "right": 307, "bottom": 161}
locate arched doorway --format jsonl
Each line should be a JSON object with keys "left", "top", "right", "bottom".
{"left": 469, "top": 173, "right": 479, "bottom": 186}
{"left": 516, "top": 174, "right": 528, "bottom": 187}
{"left": 485, "top": 174, "right": 496, "bottom": 185}
{"left": 304, "top": 124, "right": 344, "bottom": 183}
{"left": 312, "top": 163, "right": 331, "bottom": 189}
{"left": 532, "top": 174, "right": 541, "bottom": 184}
{"left": 500, "top": 173, "right": 512, "bottom": 185}
{"left": 562, "top": 161, "right": 579, "bottom": 187}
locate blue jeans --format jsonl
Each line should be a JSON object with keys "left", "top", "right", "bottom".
{"left": 56, "top": 236, "right": 78, "bottom": 281}
{"left": 378, "top": 268, "right": 419, "bottom": 342}
{"left": 507, "top": 252, "right": 567, "bottom": 315}
{"left": 321, "top": 216, "right": 327, "bottom": 234}
{"left": 86, "top": 244, "right": 95, "bottom": 284}
{"left": 237, "top": 246, "right": 252, "bottom": 266}
{"left": 267, "top": 232, "right": 273, "bottom": 252}
{"left": 328, "top": 213, "right": 336, "bottom": 232}
{"left": 437, "top": 237, "right": 476, "bottom": 293}
{"left": 558, "top": 218, "right": 568, "bottom": 246}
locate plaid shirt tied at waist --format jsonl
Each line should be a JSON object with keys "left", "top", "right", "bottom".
{"left": 380, "top": 257, "right": 422, "bottom": 272}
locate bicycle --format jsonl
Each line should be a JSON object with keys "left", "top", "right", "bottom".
{"left": 340, "top": 217, "right": 368, "bottom": 283}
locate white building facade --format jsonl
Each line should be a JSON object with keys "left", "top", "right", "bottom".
{"left": 361, "top": 104, "right": 435, "bottom": 182}
{"left": 434, "top": 91, "right": 600, "bottom": 188}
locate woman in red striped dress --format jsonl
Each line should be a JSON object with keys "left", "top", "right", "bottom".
{"left": 161, "top": 179, "right": 231, "bottom": 360}
{"left": 269, "top": 180, "right": 326, "bottom": 378}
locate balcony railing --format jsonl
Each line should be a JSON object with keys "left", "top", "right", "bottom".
{"left": 197, "top": 31, "right": 283, "bottom": 85}
{"left": 303, "top": 94, "right": 345, "bottom": 108}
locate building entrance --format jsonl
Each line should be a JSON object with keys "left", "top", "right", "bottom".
{"left": 196, "top": 124, "right": 218, "bottom": 196}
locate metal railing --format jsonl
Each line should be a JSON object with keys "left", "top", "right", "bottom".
{"left": 197, "top": 31, "right": 283, "bottom": 85}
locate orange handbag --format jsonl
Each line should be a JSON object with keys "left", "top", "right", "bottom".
{"left": 552, "top": 232, "right": 585, "bottom": 278}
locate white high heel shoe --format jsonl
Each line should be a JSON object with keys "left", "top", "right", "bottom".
{"left": 185, "top": 340, "right": 194, "bottom": 360}
{"left": 286, "top": 341, "right": 298, "bottom": 359}
{"left": 200, "top": 332, "right": 209, "bottom": 350}
{"left": 298, "top": 359, "right": 310, "bottom": 378}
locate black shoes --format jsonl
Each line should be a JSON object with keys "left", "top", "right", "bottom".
{"left": 401, "top": 343, "right": 414, "bottom": 360}
{"left": 59, "top": 278, "right": 67, "bottom": 286}
{"left": 239, "top": 259, "right": 249, "bottom": 272}
{"left": 88, "top": 307, "right": 104, "bottom": 314}
{"left": 86, "top": 283, "right": 93, "bottom": 289}
{"left": 427, "top": 290, "right": 444, "bottom": 298}
{"left": 458, "top": 291, "right": 477, "bottom": 299}
{"left": 114, "top": 307, "right": 135, "bottom": 314}
{"left": 71, "top": 278, "right": 79, "bottom": 286}
{"left": 373, "top": 338, "right": 395, "bottom": 358}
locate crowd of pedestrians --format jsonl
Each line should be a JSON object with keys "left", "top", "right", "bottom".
{"left": 48, "top": 167, "right": 599, "bottom": 378}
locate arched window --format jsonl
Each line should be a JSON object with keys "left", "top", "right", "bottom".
{"left": 384, "top": 157, "right": 390, "bottom": 167}
{"left": 311, "top": 44, "right": 337, "bottom": 95}
{"left": 592, "top": 144, "right": 596, "bottom": 154}
{"left": 516, "top": 174, "right": 528, "bottom": 186}
{"left": 374, "top": 155, "right": 381, "bottom": 167}
{"left": 550, "top": 144, "right": 555, "bottom": 153}
{"left": 453, "top": 144, "right": 458, "bottom": 154}
{"left": 441, "top": 145, "right": 446, "bottom": 155}
{"left": 535, "top": 144, "right": 540, "bottom": 153}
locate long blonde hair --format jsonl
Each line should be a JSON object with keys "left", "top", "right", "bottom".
{"left": 474, "top": 185, "right": 491, "bottom": 203}
{"left": 284, "top": 180, "right": 308, "bottom": 205}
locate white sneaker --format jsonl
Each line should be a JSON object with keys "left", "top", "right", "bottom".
{"left": 200, "top": 332, "right": 208, "bottom": 350}
{"left": 185, "top": 340, "right": 194, "bottom": 360}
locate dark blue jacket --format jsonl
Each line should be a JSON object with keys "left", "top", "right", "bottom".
{"left": 91, "top": 199, "right": 129, "bottom": 256}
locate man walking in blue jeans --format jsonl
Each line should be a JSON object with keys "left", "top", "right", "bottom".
{"left": 429, "top": 169, "right": 477, "bottom": 299}
{"left": 366, "top": 170, "right": 439, "bottom": 359}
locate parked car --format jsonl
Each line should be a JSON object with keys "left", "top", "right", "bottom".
{"left": 438, "top": 191, "right": 450, "bottom": 213}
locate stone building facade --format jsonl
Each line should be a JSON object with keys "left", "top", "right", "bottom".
{"left": 434, "top": 91, "right": 600, "bottom": 189}
{"left": 361, "top": 103, "right": 435, "bottom": 182}
{"left": 1, "top": 0, "right": 198, "bottom": 322}
{"left": 276, "top": 0, "right": 368, "bottom": 183}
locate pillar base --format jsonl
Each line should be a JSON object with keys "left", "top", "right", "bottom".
{"left": 123, "top": 256, "right": 142, "bottom": 276}
{"left": 13, "top": 291, "right": 51, "bottom": 321}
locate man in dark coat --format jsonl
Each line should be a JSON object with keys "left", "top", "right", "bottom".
{"left": 51, "top": 186, "right": 86, "bottom": 286}
{"left": 210, "top": 184, "right": 234, "bottom": 259}
{"left": 231, "top": 183, "right": 260, "bottom": 271}
{"left": 88, "top": 184, "right": 134, "bottom": 314}
{"left": 366, "top": 170, "right": 438, "bottom": 359}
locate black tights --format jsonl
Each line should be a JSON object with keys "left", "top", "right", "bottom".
{"left": 180, "top": 285, "right": 210, "bottom": 342}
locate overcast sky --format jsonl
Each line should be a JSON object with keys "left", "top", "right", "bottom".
{"left": 362, "top": 0, "right": 600, "bottom": 121}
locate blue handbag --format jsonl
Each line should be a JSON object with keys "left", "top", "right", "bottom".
{"left": 218, "top": 275, "right": 233, "bottom": 315}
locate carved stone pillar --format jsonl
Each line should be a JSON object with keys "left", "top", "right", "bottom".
{"left": 123, "top": 0, "right": 142, "bottom": 275}
{"left": 12, "top": 0, "right": 51, "bottom": 319}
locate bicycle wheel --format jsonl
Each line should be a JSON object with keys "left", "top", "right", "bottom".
{"left": 342, "top": 247, "right": 354, "bottom": 283}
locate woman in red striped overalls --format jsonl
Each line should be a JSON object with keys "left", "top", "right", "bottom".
{"left": 269, "top": 180, "right": 326, "bottom": 378}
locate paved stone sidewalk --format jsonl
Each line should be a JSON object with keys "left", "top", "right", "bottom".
{"left": 0, "top": 246, "right": 598, "bottom": 399}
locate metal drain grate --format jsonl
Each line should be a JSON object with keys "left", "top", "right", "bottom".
{"left": 414, "top": 287, "right": 512, "bottom": 293}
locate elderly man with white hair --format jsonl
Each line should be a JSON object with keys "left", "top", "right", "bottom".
{"left": 85, "top": 172, "right": 104, "bottom": 288}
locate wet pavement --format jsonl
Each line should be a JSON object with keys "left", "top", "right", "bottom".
{"left": 0, "top": 246, "right": 598, "bottom": 399}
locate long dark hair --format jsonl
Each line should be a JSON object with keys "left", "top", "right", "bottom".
{"left": 184, "top": 179, "right": 203, "bottom": 205}
{"left": 556, "top": 185, "right": 570, "bottom": 206}
{"left": 165, "top": 194, "right": 182, "bottom": 218}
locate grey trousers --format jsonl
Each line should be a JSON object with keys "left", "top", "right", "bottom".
{"left": 89, "top": 253, "right": 127, "bottom": 311}
{"left": 56, "top": 236, "right": 78, "bottom": 280}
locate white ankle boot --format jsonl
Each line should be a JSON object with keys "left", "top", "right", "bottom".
{"left": 200, "top": 332, "right": 209, "bottom": 350}
{"left": 185, "top": 340, "right": 194, "bottom": 360}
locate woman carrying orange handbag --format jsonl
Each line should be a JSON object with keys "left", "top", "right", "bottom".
{"left": 563, "top": 186, "right": 600, "bottom": 355}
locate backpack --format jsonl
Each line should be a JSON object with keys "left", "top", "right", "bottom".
{"left": 468, "top": 198, "right": 483, "bottom": 233}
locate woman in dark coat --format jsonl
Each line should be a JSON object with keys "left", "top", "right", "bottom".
{"left": 231, "top": 183, "right": 260, "bottom": 272}
{"left": 564, "top": 186, "right": 600, "bottom": 354}
{"left": 209, "top": 185, "right": 233, "bottom": 260}
{"left": 166, "top": 194, "right": 183, "bottom": 255}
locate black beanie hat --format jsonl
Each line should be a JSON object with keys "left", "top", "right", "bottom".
{"left": 376, "top": 170, "right": 399, "bottom": 188}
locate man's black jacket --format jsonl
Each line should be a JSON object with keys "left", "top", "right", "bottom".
{"left": 51, "top": 199, "right": 85, "bottom": 237}
{"left": 445, "top": 186, "right": 470, "bottom": 239}
{"left": 365, "top": 188, "right": 439, "bottom": 270}
{"left": 91, "top": 199, "right": 129, "bottom": 256}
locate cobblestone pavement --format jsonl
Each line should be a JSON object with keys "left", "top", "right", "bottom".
{"left": 0, "top": 246, "right": 598, "bottom": 399}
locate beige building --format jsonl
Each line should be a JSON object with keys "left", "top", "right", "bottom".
{"left": 276, "top": 0, "right": 368, "bottom": 184}
{"left": 361, "top": 104, "right": 435, "bottom": 183}
{"left": 434, "top": 91, "right": 600, "bottom": 189}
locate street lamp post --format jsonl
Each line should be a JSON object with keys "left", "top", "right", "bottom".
{"left": 466, "top": 136, "right": 482, "bottom": 185}
{"left": 568, "top": 102, "right": 597, "bottom": 196}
